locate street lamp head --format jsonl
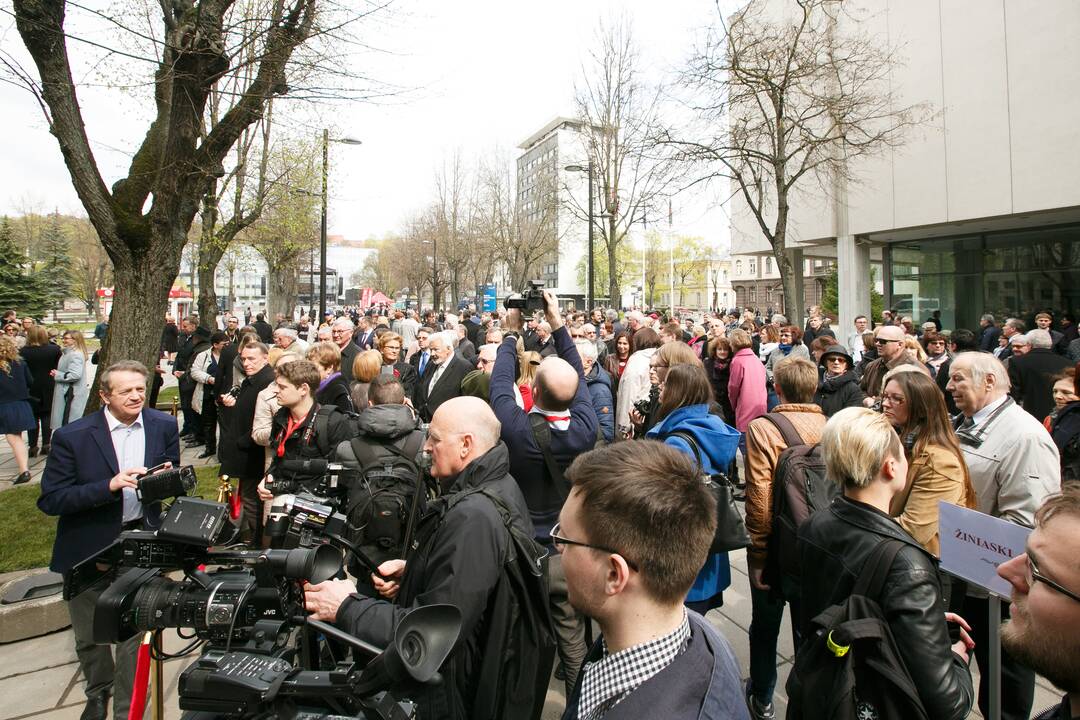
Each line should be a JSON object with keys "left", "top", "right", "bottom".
{"left": 564, "top": 164, "right": 586, "bottom": 172}
{"left": 336, "top": 137, "right": 364, "bottom": 146}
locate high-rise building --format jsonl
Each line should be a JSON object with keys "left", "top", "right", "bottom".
{"left": 516, "top": 117, "right": 591, "bottom": 302}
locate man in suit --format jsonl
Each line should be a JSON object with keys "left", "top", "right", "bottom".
{"left": 38, "top": 361, "right": 181, "bottom": 720}
{"left": 220, "top": 343, "right": 276, "bottom": 542}
{"left": 414, "top": 330, "right": 472, "bottom": 422}
{"left": 407, "top": 326, "right": 434, "bottom": 372}
{"left": 455, "top": 323, "right": 477, "bottom": 365}
{"left": 252, "top": 313, "right": 274, "bottom": 344}
{"left": 331, "top": 317, "right": 359, "bottom": 383}
{"left": 354, "top": 316, "right": 376, "bottom": 350}
{"left": 1008, "top": 329, "right": 1071, "bottom": 422}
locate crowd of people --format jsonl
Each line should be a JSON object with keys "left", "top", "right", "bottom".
{"left": 9, "top": 297, "right": 1080, "bottom": 720}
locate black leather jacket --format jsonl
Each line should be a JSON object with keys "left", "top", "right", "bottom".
{"left": 797, "top": 495, "right": 974, "bottom": 720}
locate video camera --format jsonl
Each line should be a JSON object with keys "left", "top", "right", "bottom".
{"left": 135, "top": 464, "right": 197, "bottom": 504}
{"left": 265, "top": 458, "right": 353, "bottom": 500}
{"left": 503, "top": 280, "right": 546, "bottom": 313}
{"left": 67, "top": 496, "right": 461, "bottom": 720}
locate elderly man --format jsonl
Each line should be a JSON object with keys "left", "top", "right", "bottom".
{"left": 491, "top": 289, "right": 598, "bottom": 697}
{"left": 330, "top": 317, "right": 359, "bottom": 383}
{"left": 304, "top": 397, "right": 539, "bottom": 720}
{"left": 997, "top": 485, "right": 1080, "bottom": 720}
{"left": 860, "top": 325, "right": 922, "bottom": 402}
{"left": 1008, "top": 328, "right": 1071, "bottom": 421}
{"left": 575, "top": 339, "right": 614, "bottom": 443}
{"left": 533, "top": 321, "right": 556, "bottom": 357}
{"left": 946, "top": 352, "right": 1061, "bottom": 720}
{"left": 413, "top": 330, "right": 472, "bottom": 422}
{"left": 476, "top": 342, "right": 498, "bottom": 374}
{"left": 625, "top": 310, "right": 646, "bottom": 335}
{"left": 998, "top": 318, "right": 1027, "bottom": 362}
{"left": 272, "top": 326, "right": 308, "bottom": 357}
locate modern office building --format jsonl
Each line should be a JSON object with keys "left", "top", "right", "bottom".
{"left": 516, "top": 117, "right": 592, "bottom": 303}
{"left": 730, "top": 2, "right": 1080, "bottom": 332}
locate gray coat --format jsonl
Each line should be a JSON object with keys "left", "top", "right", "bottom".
{"left": 51, "top": 348, "right": 88, "bottom": 428}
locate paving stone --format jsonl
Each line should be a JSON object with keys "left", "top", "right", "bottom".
{"left": 0, "top": 664, "right": 79, "bottom": 717}
{"left": 0, "top": 629, "right": 75, "bottom": 678}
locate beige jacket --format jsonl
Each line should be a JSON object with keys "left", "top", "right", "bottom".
{"left": 891, "top": 443, "right": 977, "bottom": 556}
{"left": 744, "top": 404, "right": 827, "bottom": 565}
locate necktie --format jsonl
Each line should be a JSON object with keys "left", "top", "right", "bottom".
{"left": 419, "top": 351, "right": 429, "bottom": 376}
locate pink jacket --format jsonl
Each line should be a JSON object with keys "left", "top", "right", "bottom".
{"left": 728, "top": 347, "right": 767, "bottom": 432}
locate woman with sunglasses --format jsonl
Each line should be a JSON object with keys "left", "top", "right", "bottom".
{"left": 645, "top": 363, "right": 740, "bottom": 614}
{"left": 813, "top": 345, "right": 866, "bottom": 417}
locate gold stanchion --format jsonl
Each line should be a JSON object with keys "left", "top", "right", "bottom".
{"left": 216, "top": 474, "right": 233, "bottom": 505}
{"left": 151, "top": 629, "right": 165, "bottom": 720}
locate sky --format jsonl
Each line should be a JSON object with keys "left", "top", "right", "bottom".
{"left": 0, "top": 0, "right": 733, "bottom": 248}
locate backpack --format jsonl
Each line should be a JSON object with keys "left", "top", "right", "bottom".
{"left": 343, "top": 431, "right": 427, "bottom": 570}
{"left": 762, "top": 413, "right": 837, "bottom": 588}
{"left": 441, "top": 487, "right": 557, "bottom": 720}
{"left": 311, "top": 405, "right": 359, "bottom": 457}
{"left": 786, "top": 540, "right": 930, "bottom": 720}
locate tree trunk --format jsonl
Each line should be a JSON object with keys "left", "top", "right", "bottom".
{"left": 197, "top": 260, "right": 219, "bottom": 325}
{"left": 265, "top": 260, "right": 298, "bottom": 319}
{"left": 87, "top": 235, "right": 183, "bottom": 412}
{"left": 607, "top": 231, "right": 620, "bottom": 308}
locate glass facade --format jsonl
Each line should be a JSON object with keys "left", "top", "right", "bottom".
{"left": 889, "top": 223, "right": 1080, "bottom": 331}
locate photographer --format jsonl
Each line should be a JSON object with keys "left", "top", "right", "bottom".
{"left": 304, "top": 397, "right": 534, "bottom": 720}
{"left": 37, "top": 360, "right": 180, "bottom": 720}
{"left": 257, "top": 360, "right": 355, "bottom": 502}
{"left": 490, "top": 287, "right": 598, "bottom": 697}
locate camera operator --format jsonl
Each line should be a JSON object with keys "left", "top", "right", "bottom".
{"left": 37, "top": 360, "right": 180, "bottom": 720}
{"left": 257, "top": 360, "right": 355, "bottom": 501}
{"left": 304, "top": 397, "right": 533, "bottom": 720}
{"left": 491, "top": 288, "right": 599, "bottom": 696}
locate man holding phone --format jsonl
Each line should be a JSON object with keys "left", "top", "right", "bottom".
{"left": 38, "top": 360, "right": 181, "bottom": 720}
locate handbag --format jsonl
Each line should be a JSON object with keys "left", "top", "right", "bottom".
{"left": 668, "top": 431, "right": 750, "bottom": 554}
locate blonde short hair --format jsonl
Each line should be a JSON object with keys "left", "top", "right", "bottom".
{"left": 728, "top": 328, "right": 753, "bottom": 352}
{"left": 306, "top": 341, "right": 342, "bottom": 372}
{"left": 821, "top": 407, "right": 903, "bottom": 490}
{"left": 352, "top": 349, "right": 383, "bottom": 384}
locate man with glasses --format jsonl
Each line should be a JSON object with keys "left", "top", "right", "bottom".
{"left": 555, "top": 440, "right": 747, "bottom": 720}
{"left": 947, "top": 352, "right": 1061, "bottom": 720}
{"left": 860, "top": 325, "right": 922, "bottom": 405}
{"left": 330, "top": 317, "right": 359, "bottom": 383}
{"left": 998, "top": 485, "right": 1080, "bottom": 720}
{"left": 304, "top": 397, "right": 538, "bottom": 720}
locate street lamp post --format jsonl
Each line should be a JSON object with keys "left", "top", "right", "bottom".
{"left": 314, "top": 130, "right": 362, "bottom": 322}
{"left": 565, "top": 163, "right": 595, "bottom": 309}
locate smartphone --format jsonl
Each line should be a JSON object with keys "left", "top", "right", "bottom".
{"left": 139, "top": 462, "right": 170, "bottom": 478}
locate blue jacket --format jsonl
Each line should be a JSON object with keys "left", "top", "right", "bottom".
{"left": 562, "top": 610, "right": 749, "bottom": 720}
{"left": 38, "top": 408, "right": 181, "bottom": 575}
{"left": 489, "top": 326, "right": 598, "bottom": 540}
{"left": 648, "top": 405, "right": 741, "bottom": 601}
{"left": 584, "top": 364, "right": 615, "bottom": 443}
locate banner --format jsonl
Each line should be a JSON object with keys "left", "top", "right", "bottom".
{"left": 938, "top": 501, "right": 1030, "bottom": 598}
{"left": 482, "top": 284, "right": 497, "bottom": 312}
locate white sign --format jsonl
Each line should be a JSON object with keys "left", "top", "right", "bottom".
{"left": 938, "top": 502, "right": 1031, "bottom": 599}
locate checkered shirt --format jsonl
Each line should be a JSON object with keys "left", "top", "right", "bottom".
{"left": 576, "top": 611, "right": 691, "bottom": 720}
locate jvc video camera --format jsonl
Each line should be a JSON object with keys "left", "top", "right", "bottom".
{"left": 135, "top": 464, "right": 197, "bottom": 504}
{"left": 503, "top": 280, "right": 546, "bottom": 313}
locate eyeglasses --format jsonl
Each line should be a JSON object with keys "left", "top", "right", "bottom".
{"left": 1027, "top": 553, "right": 1080, "bottom": 603}
{"left": 881, "top": 393, "right": 905, "bottom": 406}
{"left": 650, "top": 361, "right": 669, "bottom": 370}
{"left": 875, "top": 338, "right": 901, "bottom": 346}
{"left": 550, "top": 522, "right": 637, "bottom": 570}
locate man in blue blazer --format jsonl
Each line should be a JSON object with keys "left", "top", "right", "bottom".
{"left": 38, "top": 360, "right": 181, "bottom": 720}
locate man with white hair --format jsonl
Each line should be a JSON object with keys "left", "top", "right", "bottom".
{"left": 272, "top": 326, "right": 308, "bottom": 356}
{"left": 304, "top": 397, "right": 540, "bottom": 719}
{"left": 575, "top": 338, "right": 614, "bottom": 443}
{"left": 1008, "top": 328, "right": 1071, "bottom": 421}
{"left": 946, "top": 352, "right": 1061, "bottom": 720}
{"left": 998, "top": 317, "right": 1027, "bottom": 362}
{"left": 331, "top": 317, "right": 359, "bottom": 383}
{"left": 413, "top": 329, "right": 473, "bottom": 422}
{"left": 625, "top": 310, "right": 646, "bottom": 335}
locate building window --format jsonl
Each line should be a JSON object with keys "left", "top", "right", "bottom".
{"left": 749, "top": 259, "right": 757, "bottom": 276}
{"left": 735, "top": 260, "right": 743, "bottom": 276}
{"left": 765, "top": 256, "right": 772, "bottom": 274}
{"left": 749, "top": 288, "right": 757, "bottom": 304}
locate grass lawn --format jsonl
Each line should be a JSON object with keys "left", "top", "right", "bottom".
{"left": 155, "top": 385, "right": 179, "bottom": 409}
{"left": 0, "top": 464, "right": 222, "bottom": 574}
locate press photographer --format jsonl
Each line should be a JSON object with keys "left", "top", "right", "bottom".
{"left": 304, "top": 397, "right": 554, "bottom": 720}
{"left": 37, "top": 360, "right": 181, "bottom": 720}
{"left": 257, "top": 359, "right": 356, "bottom": 505}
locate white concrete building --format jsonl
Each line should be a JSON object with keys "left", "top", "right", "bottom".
{"left": 731, "top": 1, "right": 1080, "bottom": 333}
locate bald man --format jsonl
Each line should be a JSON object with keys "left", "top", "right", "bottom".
{"left": 305, "top": 396, "right": 536, "bottom": 719}
{"left": 490, "top": 288, "right": 599, "bottom": 697}
{"left": 860, "top": 324, "right": 925, "bottom": 403}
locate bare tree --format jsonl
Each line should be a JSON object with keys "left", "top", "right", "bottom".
{"left": 9, "top": 0, "right": 387, "bottom": 409}
{"left": 573, "top": 15, "right": 677, "bottom": 306}
{"left": 666, "top": 0, "right": 930, "bottom": 311}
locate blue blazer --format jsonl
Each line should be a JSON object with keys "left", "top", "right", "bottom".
{"left": 38, "top": 408, "right": 181, "bottom": 575}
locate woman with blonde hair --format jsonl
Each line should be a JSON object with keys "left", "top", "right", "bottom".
{"left": 350, "top": 349, "right": 384, "bottom": 412}
{"left": 0, "top": 336, "right": 36, "bottom": 483}
{"left": 904, "top": 335, "right": 928, "bottom": 363}
{"left": 517, "top": 350, "right": 541, "bottom": 412}
{"left": 51, "top": 329, "right": 89, "bottom": 429}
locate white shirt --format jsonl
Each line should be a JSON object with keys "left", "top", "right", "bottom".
{"left": 427, "top": 360, "right": 448, "bottom": 397}
{"left": 970, "top": 394, "right": 1009, "bottom": 429}
{"left": 105, "top": 407, "right": 145, "bottom": 523}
